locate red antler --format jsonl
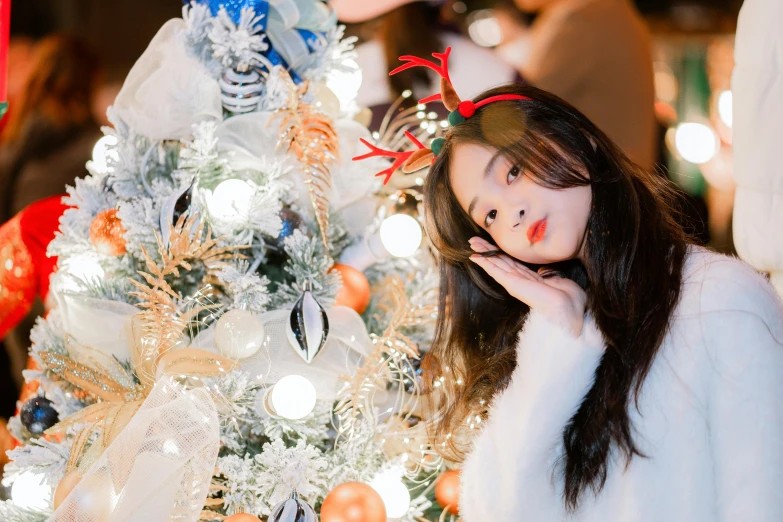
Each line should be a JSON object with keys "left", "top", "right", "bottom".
{"left": 390, "top": 47, "right": 452, "bottom": 84}
{"left": 353, "top": 131, "right": 426, "bottom": 185}
{"left": 389, "top": 47, "right": 457, "bottom": 107}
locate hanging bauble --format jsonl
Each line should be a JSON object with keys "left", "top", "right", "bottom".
{"left": 20, "top": 396, "right": 59, "bottom": 435}
{"left": 286, "top": 280, "right": 329, "bottom": 364}
{"left": 434, "top": 469, "right": 461, "bottom": 514}
{"left": 160, "top": 179, "right": 194, "bottom": 246}
{"left": 89, "top": 208, "right": 127, "bottom": 257}
{"left": 330, "top": 264, "right": 370, "bottom": 314}
{"left": 224, "top": 513, "right": 262, "bottom": 522}
{"left": 320, "top": 482, "right": 386, "bottom": 522}
{"left": 269, "top": 490, "right": 317, "bottom": 522}
{"left": 271, "top": 207, "right": 303, "bottom": 252}
{"left": 54, "top": 470, "right": 81, "bottom": 510}
{"left": 214, "top": 309, "right": 265, "bottom": 359}
{"left": 219, "top": 69, "right": 264, "bottom": 114}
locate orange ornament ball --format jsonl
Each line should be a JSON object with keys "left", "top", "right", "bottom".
{"left": 330, "top": 263, "right": 370, "bottom": 314}
{"left": 434, "top": 469, "right": 461, "bottom": 514}
{"left": 224, "top": 514, "right": 261, "bottom": 522}
{"left": 89, "top": 208, "right": 127, "bottom": 256}
{"left": 320, "top": 482, "right": 386, "bottom": 522}
{"left": 54, "top": 470, "right": 81, "bottom": 510}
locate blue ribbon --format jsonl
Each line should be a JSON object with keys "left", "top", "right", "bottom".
{"left": 190, "top": 0, "right": 336, "bottom": 83}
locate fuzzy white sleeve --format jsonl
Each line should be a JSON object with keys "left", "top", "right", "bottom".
{"left": 702, "top": 306, "right": 783, "bottom": 522}
{"left": 460, "top": 310, "right": 606, "bottom": 521}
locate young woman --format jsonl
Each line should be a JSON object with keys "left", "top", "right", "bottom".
{"left": 417, "top": 84, "right": 783, "bottom": 520}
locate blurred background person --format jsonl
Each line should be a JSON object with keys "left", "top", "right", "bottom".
{"left": 499, "top": 0, "right": 656, "bottom": 171}
{"left": 0, "top": 34, "right": 102, "bottom": 223}
{"left": 732, "top": 0, "right": 783, "bottom": 298}
{"left": 331, "top": 0, "right": 516, "bottom": 130}
{"left": 0, "top": 36, "right": 37, "bottom": 138}
{"left": 0, "top": 34, "right": 101, "bottom": 438}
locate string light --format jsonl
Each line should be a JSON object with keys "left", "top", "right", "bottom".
{"left": 325, "top": 59, "right": 363, "bottom": 111}
{"left": 370, "top": 469, "right": 411, "bottom": 518}
{"left": 269, "top": 375, "right": 317, "bottom": 420}
{"left": 673, "top": 122, "right": 719, "bottom": 164}
{"left": 468, "top": 10, "right": 503, "bottom": 48}
{"left": 90, "top": 135, "right": 119, "bottom": 174}
{"left": 206, "top": 179, "right": 253, "bottom": 224}
{"left": 380, "top": 214, "right": 423, "bottom": 257}
{"left": 11, "top": 471, "right": 52, "bottom": 510}
{"left": 717, "top": 90, "right": 732, "bottom": 128}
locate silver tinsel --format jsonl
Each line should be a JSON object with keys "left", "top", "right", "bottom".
{"left": 219, "top": 69, "right": 264, "bottom": 114}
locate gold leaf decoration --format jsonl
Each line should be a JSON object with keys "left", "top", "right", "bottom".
{"left": 128, "top": 213, "right": 235, "bottom": 388}
{"left": 275, "top": 69, "right": 339, "bottom": 251}
{"left": 41, "top": 213, "right": 238, "bottom": 474}
{"left": 334, "top": 275, "right": 436, "bottom": 440}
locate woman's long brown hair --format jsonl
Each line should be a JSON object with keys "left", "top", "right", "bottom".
{"left": 421, "top": 84, "right": 689, "bottom": 511}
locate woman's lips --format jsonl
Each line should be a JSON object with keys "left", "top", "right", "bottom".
{"left": 527, "top": 218, "right": 547, "bottom": 244}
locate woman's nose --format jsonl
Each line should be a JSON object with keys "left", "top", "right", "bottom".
{"left": 507, "top": 208, "right": 526, "bottom": 229}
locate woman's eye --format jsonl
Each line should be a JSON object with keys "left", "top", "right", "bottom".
{"left": 484, "top": 210, "right": 497, "bottom": 228}
{"left": 507, "top": 164, "right": 521, "bottom": 184}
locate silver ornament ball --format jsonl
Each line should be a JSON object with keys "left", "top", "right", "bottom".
{"left": 214, "top": 309, "right": 265, "bottom": 359}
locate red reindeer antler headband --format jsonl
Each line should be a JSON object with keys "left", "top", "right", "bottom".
{"left": 353, "top": 47, "right": 530, "bottom": 184}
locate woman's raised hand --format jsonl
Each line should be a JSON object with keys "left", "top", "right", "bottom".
{"left": 468, "top": 237, "right": 587, "bottom": 337}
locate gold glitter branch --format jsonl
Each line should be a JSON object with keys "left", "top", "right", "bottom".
{"left": 334, "top": 276, "right": 436, "bottom": 441}
{"left": 128, "top": 213, "right": 234, "bottom": 388}
{"left": 275, "top": 69, "right": 339, "bottom": 251}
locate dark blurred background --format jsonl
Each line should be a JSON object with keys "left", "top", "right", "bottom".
{"left": 10, "top": 0, "right": 742, "bottom": 81}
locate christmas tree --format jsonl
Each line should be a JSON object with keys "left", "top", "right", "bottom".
{"left": 0, "top": 1, "right": 456, "bottom": 520}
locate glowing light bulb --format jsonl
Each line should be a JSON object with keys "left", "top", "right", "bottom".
{"left": 271, "top": 375, "right": 317, "bottom": 420}
{"left": 11, "top": 471, "right": 52, "bottom": 510}
{"left": 380, "top": 214, "right": 422, "bottom": 258}
{"left": 717, "top": 90, "right": 732, "bottom": 128}
{"left": 207, "top": 179, "right": 253, "bottom": 224}
{"left": 59, "top": 255, "right": 105, "bottom": 290}
{"left": 91, "top": 135, "right": 119, "bottom": 173}
{"left": 674, "top": 122, "right": 719, "bottom": 164}
{"left": 370, "top": 470, "right": 411, "bottom": 518}
{"left": 326, "top": 59, "right": 363, "bottom": 111}
{"left": 468, "top": 10, "right": 503, "bottom": 48}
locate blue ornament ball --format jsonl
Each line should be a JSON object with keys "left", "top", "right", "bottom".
{"left": 277, "top": 208, "right": 302, "bottom": 246}
{"left": 21, "top": 396, "right": 59, "bottom": 435}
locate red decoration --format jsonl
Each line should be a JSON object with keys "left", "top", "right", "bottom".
{"left": 89, "top": 208, "right": 127, "bottom": 256}
{"left": 320, "top": 482, "right": 387, "bottom": 522}
{"left": 390, "top": 47, "right": 452, "bottom": 105}
{"left": 458, "top": 100, "right": 476, "bottom": 118}
{"left": 0, "top": 0, "right": 11, "bottom": 103}
{"left": 331, "top": 263, "right": 371, "bottom": 314}
{"left": 0, "top": 195, "right": 67, "bottom": 340}
{"left": 352, "top": 131, "right": 425, "bottom": 185}
{"left": 434, "top": 469, "right": 461, "bottom": 514}
{"left": 224, "top": 514, "right": 261, "bottom": 522}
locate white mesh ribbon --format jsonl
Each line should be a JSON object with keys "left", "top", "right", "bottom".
{"left": 195, "top": 306, "right": 372, "bottom": 400}
{"left": 53, "top": 290, "right": 138, "bottom": 363}
{"left": 48, "top": 378, "right": 219, "bottom": 522}
{"left": 112, "top": 19, "right": 222, "bottom": 140}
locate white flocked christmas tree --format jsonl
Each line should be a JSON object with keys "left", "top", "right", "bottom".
{"left": 0, "top": 1, "right": 455, "bottom": 520}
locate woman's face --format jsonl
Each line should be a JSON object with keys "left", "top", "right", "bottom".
{"left": 449, "top": 143, "right": 592, "bottom": 265}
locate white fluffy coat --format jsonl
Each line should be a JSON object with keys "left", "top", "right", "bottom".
{"left": 460, "top": 248, "right": 783, "bottom": 521}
